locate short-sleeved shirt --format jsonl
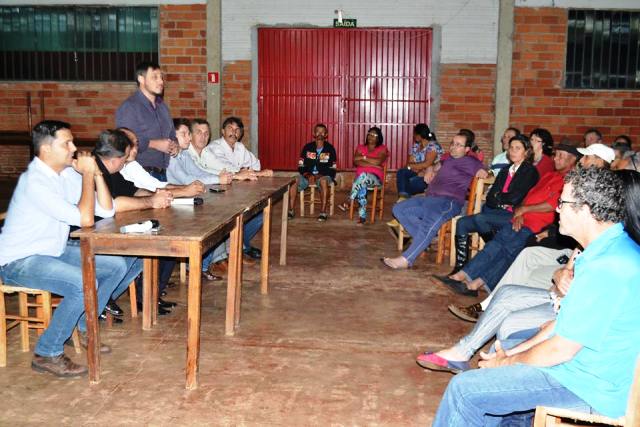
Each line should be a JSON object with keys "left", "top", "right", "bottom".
{"left": 115, "top": 89, "right": 176, "bottom": 169}
{"left": 410, "top": 141, "right": 444, "bottom": 164}
{"left": 428, "top": 156, "right": 484, "bottom": 203}
{"left": 541, "top": 223, "right": 640, "bottom": 418}
{"left": 490, "top": 151, "right": 510, "bottom": 175}
{"left": 518, "top": 170, "right": 565, "bottom": 233}
{"left": 355, "top": 144, "right": 388, "bottom": 182}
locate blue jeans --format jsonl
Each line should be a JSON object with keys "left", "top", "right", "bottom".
{"left": 433, "top": 364, "right": 592, "bottom": 426}
{"left": 0, "top": 243, "right": 140, "bottom": 357}
{"left": 396, "top": 168, "right": 427, "bottom": 197}
{"left": 393, "top": 196, "right": 463, "bottom": 265}
{"left": 462, "top": 224, "right": 533, "bottom": 290}
{"left": 201, "top": 211, "right": 264, "bottom": 271}
{"left": 455, "top": 205, "right": 513, "bottom": 237}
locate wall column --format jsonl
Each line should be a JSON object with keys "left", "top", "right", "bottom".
{"left": 493, "top": 0, "right": 515, "bottom": 155}
{"left": 206, "top": 0, "right": 222, "bottom": 135}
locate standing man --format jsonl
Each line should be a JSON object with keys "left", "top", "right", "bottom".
{"left": 287, "top": 123, "right": 337, "bottom": 222}
{"left": 116, "top": 61, "right": 178, "bottom": 181}
{"left": 0, "top": 121, "right": 137, "bottom": 377}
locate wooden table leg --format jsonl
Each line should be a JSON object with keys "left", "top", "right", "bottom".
{"left": 234, "top": 217, "right": 244, "bottom": 328}
{"left": 80, "top": 238, "right": 100, "bottom": 384}
{"left": 279, "top": 185, "right": 289, "bottom": 266}
{"left": 151, "top": 257, "right": 159, "bottom": 326}
{"left": 225, "top": 215, "right": 242, "bottom": 336}
{"left": 185, "top": 243, "right": 202, "bottom": 390}
{"left": 180, "top": 259, "right": 187, "bottom": 286}
{"left": 142, "top": 258, "right": 153, "bottom": 331}
{"left": 260, "top": 198, "right": 272, "bottom": 294}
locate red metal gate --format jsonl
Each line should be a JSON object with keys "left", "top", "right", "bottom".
{"left": 258, "top": 28, "right": 432, "bottom": 171}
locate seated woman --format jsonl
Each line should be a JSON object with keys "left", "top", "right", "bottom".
{"left": 395, "top": 123, "right": 443, "bottom": 201}
{"left": 450, "top": 134, "right": 539, "bottom": 275}
{"left": 337, "top": 127, "right": 388, "bottom": 224}
{"left": 529, "top": 127, "right": 554, "bottom": 177}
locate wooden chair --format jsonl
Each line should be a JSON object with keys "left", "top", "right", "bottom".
{"left": 0, "top": 283, "right": 81, "bottom": 367}
{"left": 349, "top": 164, "right": 388, "bottom": 224}
{"left": 533, "top": 357, "right": 640, "bottom": 427}
{"left": 299, "top": 181, "right": 336, "bottom": 217}
{"left": 466, "top": 175, "right": 496, "bottom": 259}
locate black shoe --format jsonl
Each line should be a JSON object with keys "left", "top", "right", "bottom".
{"left": 136, "top": 302, "right": 172, "bottom": 316}
{"left": 244, "top": 246, "right": 262, "bottom": 260}
{"left": 433, "top": 275, "right": 478, "bottom": 297}
{"left": 98, "top": 312, "right": 123, "bottom": 324}
{"left": 287, "top": 209, "right": 295, "bottom": 220}
{"left": 159, "top": 298, "right": 177, "bottom": 308}
{"left": 104, "top": 299, "right": 123, "bottom": 317}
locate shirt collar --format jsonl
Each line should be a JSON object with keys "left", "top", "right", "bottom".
{"left": 188, "top": 144, "right": 203, "bottom": 159}
{"left": 509, "top": 162, "right": 521, "bottom": 174}
{"left": 135, "top": 88, "right": 163, "bottom": 110}
{"left": 32, "top": 156, "right": 64, "bottom": 179}
{"left": 575, "top": 223, "right": 625, "bottom": 267}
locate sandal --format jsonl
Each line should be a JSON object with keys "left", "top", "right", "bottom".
{"left": 337, "top": 202, "right": 349, "bottom": 212}
{"left": 202, "top": 271, "right": 223, "bottom": 282}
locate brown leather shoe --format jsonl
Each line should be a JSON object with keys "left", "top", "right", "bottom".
{"left": 448, "top": 303, "right": 483, "bottom": 322}
{"left": 209, "top": 260, "right": 228, "bottom": 274}
{"left": 32, "top": 354, "right": 88, "bottom": 378}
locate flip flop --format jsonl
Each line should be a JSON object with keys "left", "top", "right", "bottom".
{"left": 416, "top": 351, "right": 470, "bottom": 374}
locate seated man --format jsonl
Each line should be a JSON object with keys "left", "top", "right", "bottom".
{"left": 437, "top": 144, "right": 579, "bottom": 296}
{"left": 287, "top": 123, "right": 337, "bottom": 222}
{"left": 196, "top": 116, "right": 272, "bottom": 261}
{"left": 381, "top": 132, "right": 487, "bottom": 269}
{"left": 432, "top": 167, "right": 640, "bottom": 426}
{"left": 0, "top": 121, "right": 139, "bottom": 377}
{"left": 93, "top": 129, "right": 179, "bottom": 315}
{"left": 577, "top": 142, "right": 615, "bottom": 169}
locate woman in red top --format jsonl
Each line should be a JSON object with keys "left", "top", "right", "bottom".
{"left": 530, "top": 128, "right": 554, "bottom": 177}
{"left": 338, "top": 127, "right": 388, "bottom": 224}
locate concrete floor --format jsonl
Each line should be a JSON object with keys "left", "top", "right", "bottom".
{"left": 0, "top": 192, "right": 484, "bottom": 426}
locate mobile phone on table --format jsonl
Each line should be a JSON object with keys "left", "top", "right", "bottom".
{"left": 209, "top": 187, "right": 226, "bottom": 193}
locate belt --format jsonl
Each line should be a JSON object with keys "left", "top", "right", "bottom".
{"left": 143, "top": 166, "right": 166, "bottom": 173}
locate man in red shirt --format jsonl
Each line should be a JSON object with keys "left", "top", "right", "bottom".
{"left": 437, "top": 144, "right": 579, "bottom": 296}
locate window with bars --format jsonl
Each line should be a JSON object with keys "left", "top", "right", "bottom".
{"left": 566, "top": 9, "right": 640, "bottom": 90}
{"left": 0, "top": 6, "right": 158, "bottom": 82}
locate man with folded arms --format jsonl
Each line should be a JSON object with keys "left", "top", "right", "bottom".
{"left": 432, "top": 167, "right": 640, "bottom": 426}
{"left": 0, "top": 121, "right": 139, "bottom": 377}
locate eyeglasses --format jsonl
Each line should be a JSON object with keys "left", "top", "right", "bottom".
{"left": 557, "top": 198, "right": 579, "bottom": 209}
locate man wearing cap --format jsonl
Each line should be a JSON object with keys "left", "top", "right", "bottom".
{"left": 437, "top": 143, "right": 580, "bottom": 296}
{"left": 578, "top": 143, "right": 615, "bottom": 169}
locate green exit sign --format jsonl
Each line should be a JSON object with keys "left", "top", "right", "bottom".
{"left": 333, "top": 18, "right": 357, "bottom": 28}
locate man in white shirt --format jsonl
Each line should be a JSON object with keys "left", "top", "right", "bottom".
{"left": 198, "top": 116, "right": 273, "bottom": 177}
{"left": 0, "top": 121, "right": 139, "bottom": 377}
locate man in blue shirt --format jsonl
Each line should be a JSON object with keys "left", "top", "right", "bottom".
{"left": 432, "top": 167, "right": 640, "bottom": 426}
{"left": 116, "top": 61, "right": 178, "bottom": 180}
{"left": 0, "top": 121, "right": 139, "bottom": 377}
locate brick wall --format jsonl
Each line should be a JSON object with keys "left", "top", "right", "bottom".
{"left": 510, "top": 7, "right": 640, "bottom": 146}
{"left": 0, "top": 4, "right": 207, "bottom": 177}
{"left": 221, "top": 60, "right": 252, "bottom": 149}
{"left": 436, "top": 64, "right": 497, "bottom": 161}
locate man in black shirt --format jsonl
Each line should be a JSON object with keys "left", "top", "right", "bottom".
{"left": 287, "top": 123, "right": 338, "bottom": 222}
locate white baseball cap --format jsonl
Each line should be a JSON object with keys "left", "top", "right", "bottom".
{"left": 577, "top": 143, "right": 615, "bottom": 164}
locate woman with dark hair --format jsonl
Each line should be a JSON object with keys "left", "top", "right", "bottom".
{"left": 394, "top": 123, "right": 443, "bottom": 202}
{"left": 616, "top": 169, "right": 640, "bottom": 244}
{"left": 529, "top": 128, "right": 554, "bottom": 177}
{"left": 338, "top": 126, "right": 388, "bottom": 224}
{"left": 448, "top": 134, "right": 540, "bottom": 275}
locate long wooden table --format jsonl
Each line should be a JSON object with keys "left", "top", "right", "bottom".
{"left": 71, "top": 177, "right": 294, "bottom": 389}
